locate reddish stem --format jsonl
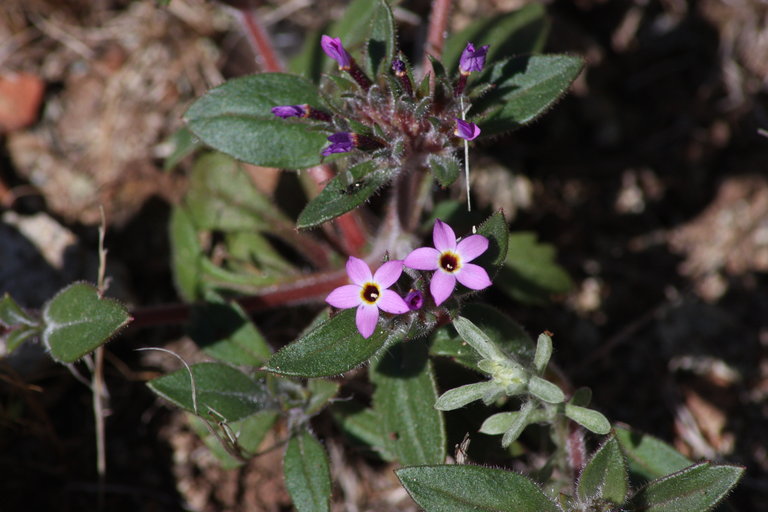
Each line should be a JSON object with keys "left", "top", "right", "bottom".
{"left": 235, "top": 8, "right": 285, "bottom": 72}
{"left": 423, "top": 0, "right": 453, "bottom": 69}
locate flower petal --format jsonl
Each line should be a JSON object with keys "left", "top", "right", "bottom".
{"left": 356, "top": 304, "right": 379, "bottom": 339}
{"left": 373, "top": 260, "right": 403, "bottom": 289}
{"left": 455, "top": 263, "right": 492, "bottom": 290}
{"left": 456, "top": 234, "right": 489, "bottom": 262}
{"left": 325, "top": 284, "right": 361, "bottom": 309}
{"left": 433, "top": 219, "right": 457, "bottom": 252}
{"left": 430, "top": 271, "right": 456, "bottom": 306}
{"left": 377, "top": 289, "right": 409, "bottom": 314}
{"left": 404, "top": 247, "right": 440, "bottom": 270}
{"left": 346, "top": 256, "right": 372, "bottom": 285}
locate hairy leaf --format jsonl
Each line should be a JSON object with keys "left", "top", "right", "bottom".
{"left": 42, "top": 283, "right": 131, "bottom": 363}
{"left": 264, "top": 309, "right": 407, "bottom": 377}
{"left": 371, "top": 341, "right": 446, "bottom": 465}
{"left": 185, "top": 73, "right": 328, "bottom": 168}
{"left": 577, "top": 436, "right": 629, "bottom": 505}
{"left": 472, "top": 55, "right": 584, "bottom": 136}
{"left": 396, "top": 464, "right": 561, "bottom": 512}
{"left": 148, "top": 362, "right": 272, "bottom": 422}
{"left": 365, "top": 0, "right": 396, "bottom": 76}
{"left": 615, "top": 426, "right": 693, "bottom": 481}
{"left": 284, "top": 430, "right": 332, "bottom": 512}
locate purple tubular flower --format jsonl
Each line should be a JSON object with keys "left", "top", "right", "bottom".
{"left": 455, "top": 119, "right": 481, "bottom": 141}
{"left": 322, "top": 132, "right": 357, "bottom": 156}
{"left": 459, "top": 43, "right": 490, "bottom": 75}
{"left": 404, "top": 290, "right": 424, "bottom": 310}
{"left": 325, "top": 257, "right": 409, "bottom": 338}
{"left": 271, "top": 104, "right": 309, "bottom": 119}
{"left": 321, "top": 35, "right": 352, "bottom": 70}
{"left": 404, "top": 219, "right": 492, "bottom": 306}
{"left": 392, "top": 59, "right": 407, "bottom": 76}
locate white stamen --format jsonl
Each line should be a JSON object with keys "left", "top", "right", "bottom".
{"left": 461, "top": 95, "right": 471, "bottom": 212}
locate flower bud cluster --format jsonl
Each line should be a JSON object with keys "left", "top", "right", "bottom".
{"left": 272, "top": 38, "right": 488, "bottom": 176}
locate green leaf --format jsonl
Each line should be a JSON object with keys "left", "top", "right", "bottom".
{"left": 371, "top": 341, "right": 446, "bottom": 466}
{"left": 284, "top": 430, "right": 332, "bottom": 512}
{"left": 147, "top": 362, "right": 272, "bottom": 422}
{"left": 169, "top": 205, "right": 203, "bottom": 301}
{"left": 629, "top": 462, "right": 744, "bottom": 512}
{"left": 480, "top": 411, "right": 519, "bottom": 435}
{"left": 162, "top": 126, "right": 202, "bottom": 171}
{"left": 451, "top": 316, "right": 507, "bottom": 362}
{"left": 532, "top": 332, "right": 553, "bottom": 374}
{"left": 496, "top": 232, "right": 572, "bottom": 305}
{"left": 41, "top": 283, "right": 131, "bottom": 363}
{"left": 528, "top": 375, "right": 564, "bottom": 404}
{"left": 472, "top": 55, "right": 584, "bottom": 136}
{"left": 365, "top": 0, "right": 396, "bottom": 76}
{"left": 442, "top": 4, "right": 550, "bottom": 72}
{"left": 186, "top": 152, "right": 287, "bottom": 231}
{"left": 428, "top": 154, "right": 461, "bottom": 187}
{"left": 189, "top": 410, "right": 278, "bottom": 469}
{"left": 184, "top": 73, "right": 328, "bottom": 169}
{"left": 430, "top": 303, "right": 535, "bottom": 370}
{"left": 264, "top": 308, "right": 407, "bottom": 377}
{"left": 501, "top": 400, "right": 534, "bottom": 447}
{"left": 475, "top": 210, "right": 509, "bottom": 276}
{"left": 187, "top": 299, "right": 272, "bottom": 366}
{"left": 305, "top": 379, "right": 340, "bottom": 416}
{"left": 0, "top": 294, "right": 36, "bottom": 327}
{"left": 564, "top": 404, "right": 611, "bottom": 435}
{"left": 4, "top": 325, "right": 41, "bottom": 354}
{"left": 615, "top": 426, "right": 692, "bottom": 481}
{"left": 577, "top": 436, "right": 629, "bottom": 505}
{"left": 435, "top": 381, "right": 498, "bottom": 411}
{"left": 330, "top": 401, "right": 395, "bottom": 461}
{"left": 395, "top": 464, "right": 561, "bottom": 512}
{"left": 297, "top": 161, "right": 389, "bottom": 229}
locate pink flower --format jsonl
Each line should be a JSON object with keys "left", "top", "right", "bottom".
{"left": 404, "top": 220, "right": 492, "bottom": 306}
{"left": 325, "top": 257, "right": 409, "bottom": 338}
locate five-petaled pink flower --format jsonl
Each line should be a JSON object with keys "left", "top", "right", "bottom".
{"left": 326, "top": 257, "right": 409, "bottom": 338}
{"left": 404, "top": 219, "right": 492, "bottom": 306}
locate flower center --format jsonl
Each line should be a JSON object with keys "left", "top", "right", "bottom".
{"left": 439, "top": 252, "right": 462, "bottom": 273}
{"left": 361, "top": 283, "right": 380, "bottom": 304}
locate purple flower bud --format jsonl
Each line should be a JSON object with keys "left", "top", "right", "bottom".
{"left": 459, "top": 43, "right": 489, "bottom": 75}
{"left": 322, "top": 132, "right": 357, "bottom": 156}
{"left": 392, "top": 59, "right": 407, "bottom": 76}
{"left": 271, "top": 104, "right": 309, "bottom": 119}
{"left": 404, "top": 290, "right": 424, "bottom": 310}
{"left": 454, "top": 119, "right": 481, "bottom": 141}
{"left": 321, "top": 35, "right": 352, "bottom": 70}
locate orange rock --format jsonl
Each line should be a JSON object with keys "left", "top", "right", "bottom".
{"left": 0, "top": 73, "right": 45, "bottom": 133}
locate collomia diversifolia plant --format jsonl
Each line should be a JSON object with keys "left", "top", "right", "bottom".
{"left": 0, "top": 1, "right": 744, "bottom": 511}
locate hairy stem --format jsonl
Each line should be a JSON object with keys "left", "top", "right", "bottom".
{"left": 234, "top": 8, "right": 284, "bottom": 72}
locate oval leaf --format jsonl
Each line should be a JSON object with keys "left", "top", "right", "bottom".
{"left": 297, "top": 161, "right": 389, "bottom": 229}
{"left": 42, "top": 282, "right": 131, "bottom": 363}
{"left": 184, "top": 73, "right": 329, "bottom": 169}
{"left": 565, "top": 404, "right": 611, "bottom": 435}
{"left": 264, "top": 309, "right": 407, "bottom": 377}
{"left": 475, "top": 209, "right": 509, "bottom": 276}
{"left": 365, "top": 0, "right": 396, "bottom": 76}
{"left": 472, "top": 55, "right": 584, "bottom": 136}
{"left": 371, "top": 341, "right": 446, "bottom": 466}
{"left": 577, "top": 436, "right": 629, "bottom": 505}
{"left": 330, "top": 401, "right": 395, "bottom": 461}
{"left": 528, "top": 375, "right": 564, "bottom": 404}
{"left": 395, "top": 464, "right": 561, "bottom": 512}
{"left": 435, "top": 381, "right": 498, "bottom": 411}
{"left": 615, "top": 426, "right": 692, "bottom": 481}
{"left": 148, "top": 362, "right": 272, "bottom": 422}
{"left": 629, "top": 462, "right": 744, "bottom": 512}
{"left": 284, "top": 430, "right": 332, "bottom": 512}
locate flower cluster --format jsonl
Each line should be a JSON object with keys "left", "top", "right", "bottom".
{"left": 326, "top": 220, "right": 492, "bottom": 338}
{"left": 271, "top": 38, "right": 487, "bottom": 164}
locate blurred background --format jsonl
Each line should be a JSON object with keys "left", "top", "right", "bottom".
{"left": 1, "top": 0, "right": 766, "bottom": 510}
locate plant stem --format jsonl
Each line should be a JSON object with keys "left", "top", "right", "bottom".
{"left": 422, "top": 0, "right": 453, "bottom": 70}
{"left": 234, "top": 8, "right": 284, "bottom": 72}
